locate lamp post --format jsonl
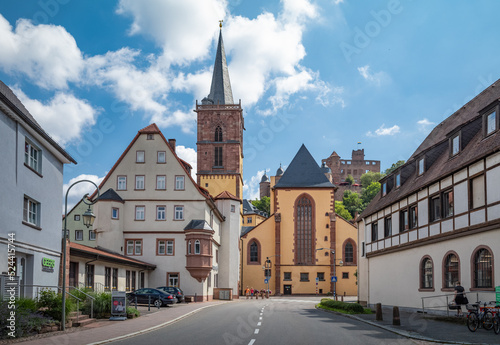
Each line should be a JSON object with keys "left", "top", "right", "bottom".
{"left": 315, "top": 248, "right": 343, "bottom": 299}
{"left": 61, "top": 180, "right": 99, "bottom": 331}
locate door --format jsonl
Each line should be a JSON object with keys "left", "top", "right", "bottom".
{"left": 69, "top": 262, "right": 79, "bottom": 287}
{"left": 284, "top": 285, "right": 292, "bottom": 295}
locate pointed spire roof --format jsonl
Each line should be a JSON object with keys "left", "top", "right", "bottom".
{"left": 275, "top": 144, "right": 335, "bottom": 188}
{"left": 203, "top": 28, "right": 234, "bottom": 105}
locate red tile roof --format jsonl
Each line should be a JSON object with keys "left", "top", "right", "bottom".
{"left": 215, "top": 191, "right": 241, "bottom": 202}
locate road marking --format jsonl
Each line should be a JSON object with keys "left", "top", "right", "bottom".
{"left": 260, "top": 313, "right": 263, "bottom": 316}
{"left": 248, "top": 339, "right": 256, "bottom": 345}
{"left": 254, "top": 329, "right": 259, "bottom": 334}
{"left": 259, "top": 317, "right": 262, "bottom": 320}
{"left": 257, "top": 322, "right": 262, "bottom": 326}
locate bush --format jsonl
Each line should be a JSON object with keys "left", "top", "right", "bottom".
{"left": 0, "top": 299, "right": 53, "bottom": 339}
{"left": 126, "top": 306, "right": 140, "bottom": 318}
{"left": 77, "top": 291, "right": 112, "bottom": 319}
{"left": 319, "top": 298, "right": 364, "bottom": 314}
{"left": 37, "top": 289, "right": 74, "bottom": 321}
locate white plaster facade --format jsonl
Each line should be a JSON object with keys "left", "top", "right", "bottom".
{"left": 0, "top": 82, "right": 75, "bottom": 298}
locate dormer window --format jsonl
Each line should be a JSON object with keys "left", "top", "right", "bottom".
{"left": 486, "top": 111, "right": 496, "bottom": 136}
{"left": 451, "top": 134, "right": 460, "bottom": 156}
{"left": 382, "top": 182, "right": 387, "bottom": 196}
{"left": 395, "top": 173, "right": 401, "bottom": 188}
{"left": 418, "top": 158, "right": 425, "bottom": 176}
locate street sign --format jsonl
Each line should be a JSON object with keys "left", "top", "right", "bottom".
{"left": 264, "top": 278, "right": 269, "bottom": 284}
{"left": 331, "top": 276, "right": 337, "bottom": 282}
{"left": 315, "top": 277, "right": 319, "bottom": 282}
{"left": 496, "top": 286, "right": 500, "bottom": 303}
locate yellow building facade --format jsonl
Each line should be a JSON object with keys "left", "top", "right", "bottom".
{"left": 241, "top": 145, "right": 358, "bottom": 296}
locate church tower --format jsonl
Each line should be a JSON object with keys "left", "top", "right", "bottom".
{"left": 196, "top": 25, "right": 244, "bottom": 199}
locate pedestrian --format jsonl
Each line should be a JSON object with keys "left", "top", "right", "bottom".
{"left": 453, "top": 281, "right": 468, "bottom": 316}
{"left": 251, "top": 288, "right": 254, "bottom": 296}
{"left": 245, "top": 287, "right": 250, "bottom": 298}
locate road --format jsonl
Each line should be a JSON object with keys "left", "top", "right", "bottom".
{"left": 110, "top": 298, "right": 426, "bottom": 345}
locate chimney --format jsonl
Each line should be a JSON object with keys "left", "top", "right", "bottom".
{"left": 168, "top": 139, "right": 176, "bottom": 153}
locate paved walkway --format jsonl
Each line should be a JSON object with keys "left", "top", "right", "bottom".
{"left": 5, "top": 297, "right": 500, "bottom": 345}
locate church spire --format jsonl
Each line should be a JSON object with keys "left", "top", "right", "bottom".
{"left": 202, "top": 23, "right": 234, "bottom": 105}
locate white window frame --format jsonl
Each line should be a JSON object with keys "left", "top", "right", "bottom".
{"left": 174, "top": 206, "right": 184, "bottom": 220}
{"left": 75, "top": 230, "right": 83, "bottom": 241}
{"left": 158, "top": 240, "right": 166, "bottom": 255}
{"left": 117, "top": 176, "right": 127, "bottom": 190}
{"left": 135, "top": 206, "right": 145, "bottom": 220}
{"left": 418, "top": 158, "right": 425, "bottom": 175}
{"left": 487, "top": 111, "right": 496, "bottom": 135}
{"left": 156, "top": 175, "right": 166, "bottom": 190}
{"left": 175, "top": 176, "right": 185, "bottom": 190}
{"left": 89, "top": 230, "right": 96, "bottom": 241}
{"left": 126, "top": 240, "right": 142, "bottom": 256}
{"left": 23, "top": 196, "right": 40, "bottom": 226}
{"left": 24, "top": 140, "right": 41, "bottom": 173}
{"left": 135, "top": 175, "right": 145, "bottom": 190}
{"left": 188, "top": 240, "right": 192, "bottom": 254}
{"left": 395, "top": 173, "right": 401, "bottom": 188}
{"left": 112, "top": 208, "right": 119, "bottom": 219}
{"left": 451, "top": 134, "right": 460, "bottom": 156}
{"left": 194, "top": 240, "right": 200, "bottom": 254}
{"left": 156, "top": 206, "right": 166, "bottom": 220}
{"left": 166, "top": 240, "right": 174, "bottom": 255}
{"left": 157, "top": 151, "right": 166, "bottom": 163}
{"left": 136, "top": 150, "right": 145, "bottom": 163}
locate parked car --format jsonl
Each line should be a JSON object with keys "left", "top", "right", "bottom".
{"left": 127, "top": 288, "right": 177, "bottom": 307}
{"left": 156, "top": 286, "right": 185, "bottom": 303}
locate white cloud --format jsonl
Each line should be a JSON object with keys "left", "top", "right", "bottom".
{"left": 243, "top": 169, "right": 269, "bottom": 200}
{"left": 63, "top": 174, "right": 104, "bottom": 213}
{"left": 366, "top": 124, "right": 400, "bottom": 137}
{"left": 13, "top": 88, "right": 98, "bottom": 146}
{"left": 117, "top": 0, "right": 226, "bottom": 66}
{"left": 357, "top": 65, "right": 389, "bottom": 86}
{"left": 151, "top": 109, "right": 197, "bottom": 134}
{"left": 0, "top": 15, "right": 83, "bottom": 89}
{"left": 417, "top": 118, "right": 435, "bottom": 127}
{"left": 176, "top": 145, "right": 197, "bottom": 179}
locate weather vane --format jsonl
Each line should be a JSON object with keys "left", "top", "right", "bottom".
{"left": 219, "top": 20, "right": 223, "bottom": 28}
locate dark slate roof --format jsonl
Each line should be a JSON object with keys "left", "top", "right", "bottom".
{"left": 242, "top": 199, "right": 268, "bottom": 217}
{"left": 184, "top": 220, "right": 214, "bottom": 231}
{"left": 202, "top": 29, "right": 234, "bottom": 105}
{"left": 361, "top": 78, "right": 500, "bottom": 218}
{"left": 241, "top": 226, "right": 255, "bottom": 236}
{"left": 260, "top": 173, "right": 269, "bottom": 183}
{"left": 97, "top": 188, "right": 124, "bottom": 202}
{"left": 276, "top": 165, "right": 284, "bottom": 176}
{"left": 0, "top": 80, "right": 76, "bottom": 164}
{"left": 274, "top": 144, "right": 335, "bottom": 188}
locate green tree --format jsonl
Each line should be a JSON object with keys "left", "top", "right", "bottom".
{"left": 345, "top": 174, "right": 355, "bottom": 185}
{"left": 361, "top": 181, "right": 381, "bottom": 205}
{"left": 335, "top": 201, "right": 352, "bottom": 221}
{"left": 384, "top": 160, "right": 405, "bottom": 175}
{"left": 360, "top": 171, "right": 384, "bottom": 188}
{"left": 342, "top": 190, "right": 363, "bottom": 218}
{"left": 251, "top": 196, "right": 270, "bottom": 215}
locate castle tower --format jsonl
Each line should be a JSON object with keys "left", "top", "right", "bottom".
{"left": 196, "top": 26, "right": 244, "bottom": 199}
{"left": 259, "top": 173, "right": 270, "bottom": 198}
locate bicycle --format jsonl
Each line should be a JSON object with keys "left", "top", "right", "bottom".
{"left": 467, "top": 302, "right": 494, "bottom": 332}
{"left": 490, "top": 303, "right": 500, "bottom": 334}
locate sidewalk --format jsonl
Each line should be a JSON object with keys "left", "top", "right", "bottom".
{"left": 341, "top": 305, "right": 500, "bottom": 345}
{"left": 5, "top": 300, "right": 231, "bottom": 345}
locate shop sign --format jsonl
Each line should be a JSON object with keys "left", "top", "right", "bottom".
{"left": 41, "top": 258, "right": 55, "bottom": 273}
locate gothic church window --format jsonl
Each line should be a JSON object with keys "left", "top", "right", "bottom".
{"left": 215, "top": 126, "right": 223, "bottom": 142}
{"left": 295, "top": 196, "right": 313, "bottom": 265}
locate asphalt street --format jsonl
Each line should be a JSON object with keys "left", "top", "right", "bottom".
{"left": 109, "top": 299, "right": 427, "bottom": 345}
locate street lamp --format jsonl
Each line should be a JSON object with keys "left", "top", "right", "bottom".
{"left": 316, "top": 248, "right": 343, "bottom": 299}
{"left": 61, "top": 180, "right": 99, "bottom": 331}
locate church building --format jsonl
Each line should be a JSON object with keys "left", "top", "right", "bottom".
{"left": 241, "top": 145, "right": 358, "bottom": 296}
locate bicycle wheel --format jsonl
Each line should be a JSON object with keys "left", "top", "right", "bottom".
{"left": 467, "top": 312, "right": 479, "bottom": 332}
{"left": 493, "top": 314, "right": 500, "bottom": 334}
{"left": 484, "top": 311, "right": 494, "bottom": 330}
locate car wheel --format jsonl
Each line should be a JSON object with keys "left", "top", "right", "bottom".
{"left": 154, "top": 299, "right": 163, "bottom": 308}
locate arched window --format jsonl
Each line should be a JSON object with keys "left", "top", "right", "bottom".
{"left": 195, "top": 240, "right": 200, "bottom": 254}
{"left": 473, "top": 247, "right": 493, "bottom": 288}
{"left": 188, "top": 240, "right": 192, "bottom": 254}
{"left": 250, "top": 242, "right": 258, "bottom": 262}
{"left": 215, "top": 126, "right": 223, "bottom": 142}
{"left": 345, "top": 243, "right": 354, "bottom": 263}
{"left": 420, "top": 256, "right": 433, "bottom": 289}
{"left": 443, "top": 252, "right": 459, "bottom": 288}
{"left": 295, "top": 195, "right": 314, "bottom": 265}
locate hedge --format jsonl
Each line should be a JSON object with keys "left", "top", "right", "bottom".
{"left": 320, "top": 298, "right": 364, "bottom": 313}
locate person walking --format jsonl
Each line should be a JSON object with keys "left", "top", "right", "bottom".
{"left": 453, "top": 281, "right": 468, "bottom": 316}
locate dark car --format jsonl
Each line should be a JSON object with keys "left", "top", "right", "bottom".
{"left": 157, "top": 286, "right": 185, "bottom": 303}
{"left": 127, "top": 288, "right": 177, "bottom": 307}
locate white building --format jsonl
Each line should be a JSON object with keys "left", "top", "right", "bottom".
{"left": 0, "top": 81, "right": 76, "bottom": 298}
{"left": 83, "top": 124, "right": 240, "bottom": 300}
{"left": 358, "top": 79, "right": 500, "bottom": 311}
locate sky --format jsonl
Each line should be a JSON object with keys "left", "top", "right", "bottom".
{"left": 1, "top": 0, "right": 500, "bottom": 209}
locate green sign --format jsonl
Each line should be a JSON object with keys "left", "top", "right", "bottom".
{"left": 496, "top": 286, "right": 500, "bottom": 303}
{"left": 42, "top": 258, "right": 55, "bottom": 272}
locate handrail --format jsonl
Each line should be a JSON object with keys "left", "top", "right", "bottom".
{"left": 421, "top": 290, "right": 497, "bottom": 316}
{"left": 68, "top": 286, "right": 95, "bottom": 319}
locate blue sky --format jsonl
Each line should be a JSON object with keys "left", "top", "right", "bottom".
{"left": 1, "top": 0, "right": 500, "bottom": 207}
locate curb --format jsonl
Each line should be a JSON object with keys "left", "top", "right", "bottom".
{"left": 88, "top": 302, "right": 230, "bottom": 345}
{"left": 314, "top": 305, "right": 491, "bottom": 345}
